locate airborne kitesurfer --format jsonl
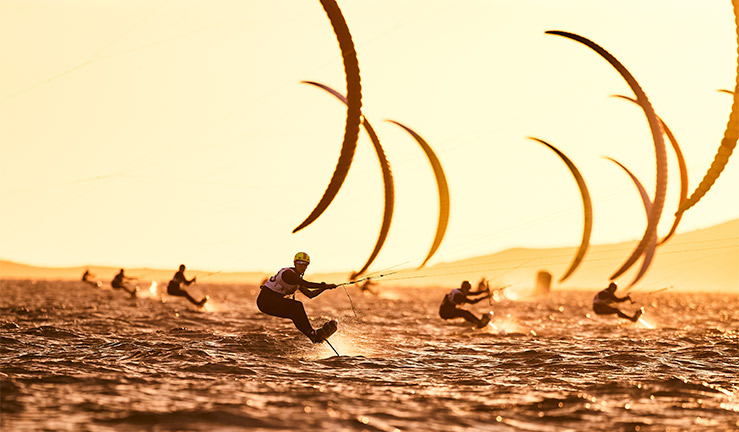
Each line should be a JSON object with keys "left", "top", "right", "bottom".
{"left": 167, "top": 264, "right": 206, "bottom": 307}
{"left": 257, "top": 252, "right": 338, "bottom": 343}
{"left": 439, "top": 280, "right": 492, "bottom": 328}
{"left": 592, "top": 282, "right": 642, "bottom": 322}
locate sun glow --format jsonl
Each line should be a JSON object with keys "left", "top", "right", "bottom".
{"left": 135, "top": 281, "right": 160, "bottom": 300}
{"left": 200, "top": 296, "right": 227, "bottom": 313}
{"left": 486, "top": 315, "right": 527, "bottom": 335}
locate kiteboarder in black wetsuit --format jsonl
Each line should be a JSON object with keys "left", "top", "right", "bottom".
{"left": 257, "top": 252, "right": 338, "bottom": 343}
{"left": 167, "top": 264, "right": 206, "bottom": 307}
{"left": 592, "top": 282, "right": 642, "bottom": 322}
{"left": 111, "top": 269, "right": 137, "bottom": 297}
{"left": 81, "top": 268, "right": 100, "bottom": 288}
{"left": 359, "top": 277, "right": 378, "bottom": 295}
{"left": 439, "top": 280, "right": 492, "bottom": 328}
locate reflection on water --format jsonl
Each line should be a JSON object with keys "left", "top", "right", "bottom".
{"left": 1, "top": 280, "right": 738, "bottom": 431}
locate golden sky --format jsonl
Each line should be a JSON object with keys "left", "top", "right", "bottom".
{"left": 1, "top": 1, "right": 736, "bottom": 276}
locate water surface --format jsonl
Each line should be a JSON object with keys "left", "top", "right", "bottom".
{"left": 1, "top": 280, "right": 738, "bottom": 431}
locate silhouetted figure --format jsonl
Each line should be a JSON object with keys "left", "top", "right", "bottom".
{"left": 167, "top": 264, "right": 206, "bottom": 307}
{"left": 488, "top": 284, "right": 509, "bottom": 303}
{"left": 476, "top": 277, "right": 494, "bottom": 303}
{"left": 534, "top": 271, "right": 552, "bottom": 297}
{"left": 111, "top": 269, "right": 137, "bottom": 297}
{"left": 81, "top": 268, "right": 101, "bottom": 288}
{"left": 477, "top": 277, "right": 489, "bottom": 293}
{"left": 593, "top": 282, "right": 642, "bottom": 322}
{"left": 439, "top": 280, "right": 492, "bottom": 328}
{"left": 359, "top": 277, "right": 378, "bottom": 295}
{"left": 257, "top": 252, "right": 338, "bottom": 343}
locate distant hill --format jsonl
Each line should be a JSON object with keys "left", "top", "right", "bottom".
{"left": 389, "top": 219, "right": 738, "bottom": 293}
{"left": 1, "top": 219, "right": 737, "bottom": 293}
{"left": 0, "top": 261, "right": 270, "bottom": 286}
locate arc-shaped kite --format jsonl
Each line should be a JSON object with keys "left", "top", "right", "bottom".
{"left": 293, "top": 0, "right": 363, "bottom": 233}
{"left": 612, "top": 94, "right": 688, "bottom": 245}
{"left": 605, "top": 157, "right": 656, "bottom": 288}
{"left": 301, "top": 81, "right": 395, "bottom": 279}
{"left": 529, "top": 137, "right": 593, "bottom": 282}
{"left": 386, "top": 121, "right": 450, "bottom": 268}
{"left": 677, "top": 4, "right": 739, "bottom": 214}
{"left": 546, "top": 30, "right": 668, "bottom": 281}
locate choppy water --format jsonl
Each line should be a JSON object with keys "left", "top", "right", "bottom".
{"left": 1, "top": 279, "right": 738, "bottom": 431}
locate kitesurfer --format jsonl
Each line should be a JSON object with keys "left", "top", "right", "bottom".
{"left": 476, "top": 277, "right": 489, "bottom": 293}
{"left": 592, "top": 282, "right": 642, "bottom": 322}
{"left": 439, "top": 280, "right": 492, "bottom": 328}
{"left": 81, "top": 268, "right": 100, "bottom": 288}
{"left": 111, "top": 269, "right": 137, "bottom": 297}
{"left": 257, "top": 252, "right": 338, "bottom": 343}
{"left": 167, "top": 264, "right": 206, "bottom": 307}
{"left": 359, "top": 277, "right": 378, "bottom": 295}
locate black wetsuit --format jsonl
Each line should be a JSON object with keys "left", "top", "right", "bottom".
{"left": 111, "top": 272, "right": 125, "bottom": 289}
{"left": 167, "top": 269, "right": 200, "bottom": 305}
{"left": 82, "top": 271, "right": 97, "bottom": 287}
{"left": 439, "top": 289, "right": 486, "bottom": 326}
{"left": 593, "top": 288, "right": 636, "bottom": 321}
{"left": 257, "top": 267, "right": 327, "bottom": 338}
{"left": 111, "top": 271, "right": 136, "bottom": 296}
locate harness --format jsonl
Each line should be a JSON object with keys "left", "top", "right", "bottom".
{"left": 263, "top": 267, "right": 300, "bottom": 297}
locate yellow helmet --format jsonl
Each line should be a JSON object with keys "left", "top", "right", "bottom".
{"left": 294, "top": 251, "right": 310, "bottom": 264}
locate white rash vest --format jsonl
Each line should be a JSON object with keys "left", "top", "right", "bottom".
{"left": 263, "top": 267, "right": 301, "bottom": 296}
{"left": 446, "top": 289, "right": 465, "bottom": 305}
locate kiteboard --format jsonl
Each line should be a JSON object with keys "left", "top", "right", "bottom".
{"left": 633, "top": 307, "right": 643, "bottom": 322}
{"left": 477, "top": 312, "right": 493, "bottom": 329}
{"left": 314, "top": 319, "right": 338, "bottom": 343}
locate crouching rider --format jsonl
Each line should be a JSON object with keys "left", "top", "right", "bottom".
{"left": 257, "top": 252, "right": 338, "bottom": 343}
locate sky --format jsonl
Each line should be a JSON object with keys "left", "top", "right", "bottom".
{"left": 1, "top": 1, "right": 737, "bottom": 278}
